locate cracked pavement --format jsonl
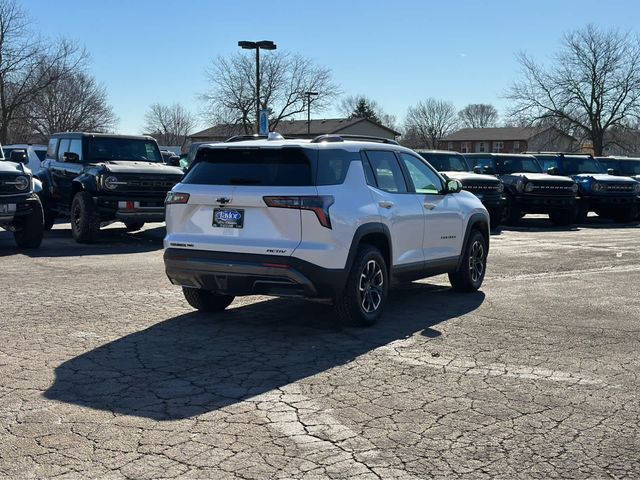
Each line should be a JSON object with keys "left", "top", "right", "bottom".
{"left": 0, "top": 217, "right": 639, "bottom": 479}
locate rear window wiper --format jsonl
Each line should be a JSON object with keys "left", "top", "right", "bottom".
{"left": 228, "top": 178, "right": 261, "bottom": 185}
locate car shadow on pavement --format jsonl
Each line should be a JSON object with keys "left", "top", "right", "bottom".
{"left": 44, "top": 284, "right": 484, "bottom": 421}
{"left": 498, "top": 215, "right": 639, "bottom": 233}
{"left": 0, "top": 225, "right": 165, "bottom": 258}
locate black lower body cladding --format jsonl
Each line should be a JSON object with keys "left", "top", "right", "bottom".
{"left": 514, "top": 194, "right": 577, "bottom": 214}
{"left": 164, "top": 249, "right": 347, "bottom": 300}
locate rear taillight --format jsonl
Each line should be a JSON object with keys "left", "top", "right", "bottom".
{"left": 263, "top": 195, "right": 334, "bottom": 228}
{"left": 165, "top": 192, "right": 190, "bottom": 205}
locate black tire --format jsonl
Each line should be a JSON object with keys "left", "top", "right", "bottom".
{"left": 42, "top": 205, "right": 56, "bottom": 231}
{"left": 124, "top": 221, "right": 145, "bottom": 231}
{"left": 182, "top": 287, "right": 235, "bottom": 312}
{"left": 335, "top": 245, "right": 388, "bottom": 327}
{"left": 13, "top": 196, "right": 44, "bottom": 249}
{"left": 611, "top": 207, "right": 637, "bottom": 223}
{"left": 548, "top": 209, "right": 574, "bottom": 226}
{"left": 504, "top": 197, "right": 522, "bottom": 226}
{"left": 575, "top": 202, "right": 589, "bottom": 223}
{"left": 70, "top": 191, "right": 101, "bottom": 243}
{"left": 449, "top": 229, "right": 487, "bottom": 292}
{"left": 488, "top": 208, "right": 503, "bottom": 229}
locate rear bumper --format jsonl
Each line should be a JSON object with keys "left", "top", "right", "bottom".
{"left": 164, "top": 248, "right": 346, "bottom": 299}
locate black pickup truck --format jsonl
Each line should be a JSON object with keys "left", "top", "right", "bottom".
{"left": 466, "top": 153, "right": 579, "bottom": 226}
{"left": 0, "top": 148, "right": 44, "bottom": 248}
{"left": 37, "top": 133, "right": 184, "bottom": 243}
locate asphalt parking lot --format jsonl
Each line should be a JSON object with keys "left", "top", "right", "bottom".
{"left": 1, "top": 217, "right": 639, "bottom": 479}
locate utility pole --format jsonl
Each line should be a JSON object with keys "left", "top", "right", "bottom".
{"left": 305, "top": 91, "right": 318, "bottom": 135}
{"left": 238, "top": 40, "right": 277, "bottom": 134}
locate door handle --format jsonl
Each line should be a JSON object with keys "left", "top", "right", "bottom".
{"left": 423, "top": 202, "right": 437, "bottom": 210}
{"left": 378, "top": 201, "right": 394, "bottom": 209}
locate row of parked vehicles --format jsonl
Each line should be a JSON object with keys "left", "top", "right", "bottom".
{"left": 1, "top": 131, "right": 639, "bottom": 325}
{"left": 418, "top": 150, "right": 640, "bottom": 227}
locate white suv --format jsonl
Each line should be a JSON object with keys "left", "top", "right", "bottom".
{"left": 163, "top": 134, "right": 490, "bottom": 326}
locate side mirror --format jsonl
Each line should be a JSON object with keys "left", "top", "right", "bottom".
{"left": 607, "top": 168, "right": 619, "bottom": 176}
{"left": 446, "top": 179, "right": 463, "bottom": 194}
{"left": 547, "top": 166, "right": 560, "bottom": 175}
{"left": 484, "top": 166, "right": 496, "bottom": 175}
{"left": 472, "top": 165, "right": 482, "bottom": 174}
{"left": 63, "top": 152, "right": 80, "bottom": 163}
{"left": 167, "top": 156, "right": 180, "bottom": 167}
{"left": 9, "top": 149, "right": 28, "bottom": 163}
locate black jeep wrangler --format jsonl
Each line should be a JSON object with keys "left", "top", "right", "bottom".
{"left": 37, "top": 133, "right": 184, "bottom": 243}
{"left": 466, "top": 153, "right": 579, "bottom": 226}
{"left": 532, "top": 153, "right": 640, "bottom": 223}
{"left": 416, "top": 150, "right": 505, "bottom": 228}
{"left": 0, "top": 148, "right": 44, "bottom": 248}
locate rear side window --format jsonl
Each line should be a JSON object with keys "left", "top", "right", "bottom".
{"left": 57, "top": 139, "right": 70, "bottom": 161}
{"left": 316, "top": 149, "right": 355, "bottom": 185}
{"left": 364, "top": 150, "right": 408, "bottom": 193}
{"left": 35, "top": 150, "right": 46, "bottom": 162}
{"left": 184, "top": 147, "right": 313, "bottom": 186}
{"left": 47, "top": 138, "right": 58, "bottom": 158}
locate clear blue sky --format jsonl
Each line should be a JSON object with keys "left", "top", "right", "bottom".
{"left": 24, "top": 0, "right": 640, "bottom": 134}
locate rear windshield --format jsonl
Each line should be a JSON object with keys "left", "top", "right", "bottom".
{"left": 470, "top": 155, "right": 541, "bottom": 174}
{"left": 184, "top": 147, "right": 356, "bottom": 186}
{"left": 419, "top": 153, "right": 468, "bottom": 172}
{"left": 85, "top": 137, "right": 162, "bottom": 163}
{"left": 184, "top": 147, "right": 313, "bottom": 186}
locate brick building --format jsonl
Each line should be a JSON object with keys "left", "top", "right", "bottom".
{"left": 190, "top": 117, "right": 400, "bottom": 143}
{"left": 438, "top": 127, "right": 576, "bottom": 154}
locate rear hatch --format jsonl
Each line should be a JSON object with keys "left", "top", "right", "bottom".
{"left": 165, "top": 146, "right": 318, "bottom": 256}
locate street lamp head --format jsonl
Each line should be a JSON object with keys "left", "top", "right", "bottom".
{"left": 256, "top": 40, "right": 277, "bottom": 50}
{"left": 238, "top": 41, "right": 257, "bottom": 49}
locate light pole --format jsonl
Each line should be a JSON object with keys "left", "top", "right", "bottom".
{"left": 238, "top": 40, "right": 277, "bottom": 134}
{"left": 305, "top": 91, "right": 318, "bottom": 135}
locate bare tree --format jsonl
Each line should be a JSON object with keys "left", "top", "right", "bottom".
{"left": 143, "top": 103, "right": 197, "bottom": 147}
{"left": 0, "top": 0, "right": 86, "bottom": 143}
{"left": 337, "top": 94, "right": 397, "bottom": 129}
{"left": 403, "top": 98, "right": 458, "bottom": 149}
{"left": 507, "top": 24, "right": 640, "bottom": 156}
{"left": 28, "top": 69, "right": 117, "bottom": 136}
{"left": 201, "top": 51, "right": 340, "bottom": 132}
{"left": 458, "top": 103, "right": 498, "bottom": 128}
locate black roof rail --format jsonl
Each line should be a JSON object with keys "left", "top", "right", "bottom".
{"left": 310, "top": 134, "right": 399, "bottom": 145}
{"left": 224, "top": 134, "right": 268, "bottom": 143}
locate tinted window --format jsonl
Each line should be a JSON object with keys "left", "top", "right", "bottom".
{"left": 47, "top": 138, "right": 58, "bottom": 158}
{"left": 420, "top": 153, "right": 468, "bottom": 172}
{"left": 57, "top": 139, "right": 70, "bottom": 162}
{"left": 619, "top": 161, "right": 640, "bottom": 175}
{"left": 316, "top": 149, "right": 354, "bottom": 185}
{"left": 365, "top": 150, "right": 407, "bottom": 193}
{"left": 35, "top": 150, "right": 46, "bottom": 162}
{"left": 85, "top": 138, "right": 162, "bottom": 162}
{"left": 184, "top": 147, "right": 313, "bottom": 186}
{"left": 400, "top": 153, "right": 443, "bottom": 194}
{"left": 69, "top": 139, "right": 82, "bottom": 161}
{"left": 469, "top": 155, "right": 498, "bottom": 173}
{"left": 538, "top": 157, "right": 560, "bottom": 171}
{"left": 561, "top": 156, "right": 605, "bottom": 175}
{"left": 498, "top": 156, "right": 541, "bottom": 174}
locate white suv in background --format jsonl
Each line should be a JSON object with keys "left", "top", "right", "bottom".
{"left": 2, "top": 144, "right": 47, "bottom": 172}
{"left": 163, "top": 134, "right": 490, "bottom": 326}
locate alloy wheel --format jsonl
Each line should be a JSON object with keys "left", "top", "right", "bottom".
{"left": 359, "top": 259, "right": 384, "bottom": 313}
{"left": 468, "top": 240, "right": 485, "bottom": 283}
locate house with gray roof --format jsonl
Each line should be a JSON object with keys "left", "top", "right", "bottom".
{"left": 189, "top": 117, "right": 400, "bottom": 143}
{"left": 438, "top": 127, "right": 577, "bottom": 154}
